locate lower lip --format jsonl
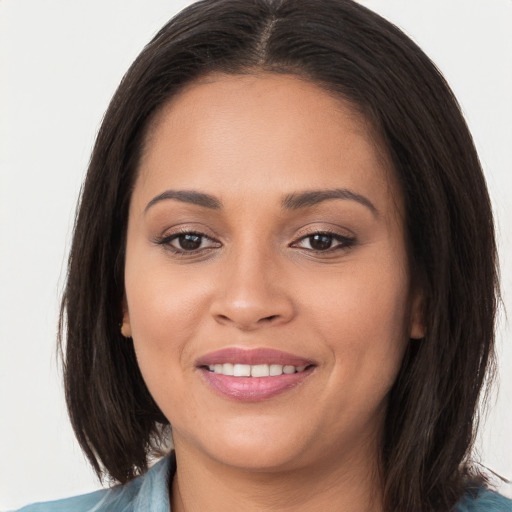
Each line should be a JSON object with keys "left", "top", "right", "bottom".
{"left": 199, "top": 367, "right": 314, "bottom": 402}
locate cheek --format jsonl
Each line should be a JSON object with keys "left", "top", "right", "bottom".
{"left": 307, "top": 256, "right": 411, "bottom": 383}
{"left": 307, "top": 251, "right": 410, "bottom": 327}
{"left": 124, "top": 272, "right": 210, "bottom": 428}
{"left": 124, "top": 259, "right": 212, "bottom": 392}
{"left": 126, "top": 245, "right": 212, "bottom": 334}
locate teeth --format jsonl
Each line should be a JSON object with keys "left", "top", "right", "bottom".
{"left": 222, "top": 363, "right": 234, "bottom": 376}
{"left": 269, "top": 364, "right": 283, "bottom": 376}
{"left": 207, "top": 363, "right": 309, "bottom": 377}
{"left": 251, "top": 364, "right": 270, "bottom": 377}
{"left": 233, "top": 364, "right": 251, "bottom": 377}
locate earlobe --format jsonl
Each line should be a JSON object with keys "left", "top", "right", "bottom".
{"left": 120, "top": 298, "right": 132, "bottom": 338}
{"left": 121, "top": 319, "right": 132, "bottom": 338}
{"left": 409, "top": 288, "right": 426, "bottom": 340}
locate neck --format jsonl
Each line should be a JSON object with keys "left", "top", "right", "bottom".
{"left": 170, "top": 441, "right": 384, "bottom": 512}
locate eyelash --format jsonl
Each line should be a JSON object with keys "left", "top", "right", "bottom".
{"left": 291, "top": 230, "right": 356, "bottom": 252}
{"left": 154, "top": 230, "right": 221, "bottom": 256}
{"left": 154, "top": 229, "right": 356, "bottom": 256}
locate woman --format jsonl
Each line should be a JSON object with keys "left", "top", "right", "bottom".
{"left": 12, "top": 0, "right": 511, "bottom": 511}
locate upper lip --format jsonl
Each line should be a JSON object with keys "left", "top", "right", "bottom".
{"left": 196, "top": 347, "right": 315, "bottom": 367}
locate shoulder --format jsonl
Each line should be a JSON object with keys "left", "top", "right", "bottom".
{"left": 9, "top": 455, "right": 174, "bottom": 512}
{"left": 454, "top": 487, "right": 512, "bottom": 512}
{"left": 11, "top": 487, "right": 116, "bottom": 512}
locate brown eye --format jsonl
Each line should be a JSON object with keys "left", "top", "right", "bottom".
{"left": 292, "top": 232, "right": 356, "bottom": 252}
{"left": 308, "top": 234, "right": 334, "bottom": 251}
{"left": 156, "top": 231, "right": 221, "bottom": 254}
{"left": 174, "top": 233, "right": 203, "bottom": 251}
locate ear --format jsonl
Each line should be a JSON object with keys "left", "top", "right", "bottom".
{"left": 120, "top": 297, "right": 132, "bottom": 338}
{"left": 409, "top": 287, "right": 425, "bottom": 340}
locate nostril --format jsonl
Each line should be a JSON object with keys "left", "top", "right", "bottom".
{"left": 211, "top": 298, "right": 294, "bottom": 329}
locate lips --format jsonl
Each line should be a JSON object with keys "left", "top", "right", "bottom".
{"left": 196, "top": 347, "right": 314, "bottom": 367}
{"left": 196, "top": 348, "right": 316, "bottom": 401}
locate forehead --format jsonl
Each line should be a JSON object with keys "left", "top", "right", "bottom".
{"left": 136, "top": 72, "right": 399, "bottom": 214}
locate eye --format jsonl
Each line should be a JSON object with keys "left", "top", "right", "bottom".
{"left": 156, "top": 231, "right": 221, "bottom": 253}
{"left": 292, "top": 232, "right": 355, "bottom": 252}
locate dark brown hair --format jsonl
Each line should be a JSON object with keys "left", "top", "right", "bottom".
{"left": 59, "top": 1, "right": 498, "bottom": 510}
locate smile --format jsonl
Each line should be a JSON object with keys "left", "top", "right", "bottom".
{"left": 196, "top": 348, "right": 316, "bottom": 401}
{"left": 207, "top": 363, "right": 308, "bottom": 377}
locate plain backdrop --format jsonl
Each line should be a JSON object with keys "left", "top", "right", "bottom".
{"left": 0, "top": 0, "right": 511, "bottom": 509}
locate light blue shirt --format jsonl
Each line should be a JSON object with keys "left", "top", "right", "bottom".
{"left": 12, "top": 453, "right": 512, "bottom": 511}
{"left": 12, "top": 455, "right": 173, "bottom": 512}
{"left": 455, "top": 487, "right": 512, "bottom": 511}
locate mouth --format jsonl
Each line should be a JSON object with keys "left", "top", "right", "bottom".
{"left": 205, "top": 362, "right": 310, "bottom": 377}
{"left": 196, "top": 348, "right": 316, "bottom": 401}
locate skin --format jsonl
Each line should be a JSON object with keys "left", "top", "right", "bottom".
{"left": 122, "top": 73, "right": 424, "bottom": 512}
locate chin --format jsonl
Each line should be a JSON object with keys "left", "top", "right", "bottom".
{"left": 175, "top": 416, "right": 313, "bottom": 472}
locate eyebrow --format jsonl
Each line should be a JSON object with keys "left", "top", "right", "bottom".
{"left": 282, "top": 188, "right": 379, "bottom": 216}
{"left": 144, "top": 190, "right": 222, "bottom": 213}
{"left": 144, "top": 187, "right": 378, "bottom": 216}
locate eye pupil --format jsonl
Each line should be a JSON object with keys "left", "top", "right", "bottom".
{"left": 179, "top": 234, "right": 202, "bottom": 250}
{"left": 309, "top": 234, "right": 333, "bottom": 250}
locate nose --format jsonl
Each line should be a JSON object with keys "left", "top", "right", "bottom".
{"left": 209, "top": 249, "right": 295, "bottom": 331}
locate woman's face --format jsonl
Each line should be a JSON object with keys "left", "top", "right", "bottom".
{"left": 123, "top": 73, "right": 423, "bottom": 473}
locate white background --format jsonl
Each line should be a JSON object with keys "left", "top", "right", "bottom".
{"left": 0, "top": 0, "right": 510, "bottom": 509}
